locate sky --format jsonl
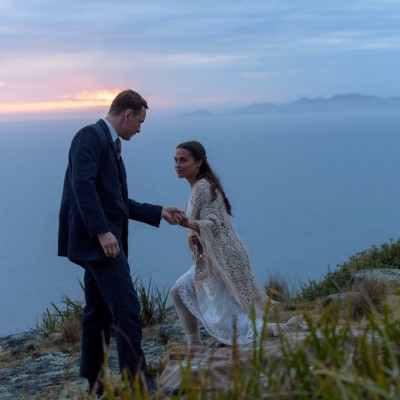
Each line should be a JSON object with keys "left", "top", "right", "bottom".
{"left": 0, "top": 0, "right": 400, "bottom": 120}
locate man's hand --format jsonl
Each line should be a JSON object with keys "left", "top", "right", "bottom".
{"left": 162, "top": 207, "right": 185, "bottom": 225}
{"left": 98, "top": 232, "right": 120, "bottom": 258}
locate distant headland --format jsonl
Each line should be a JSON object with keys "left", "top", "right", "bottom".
{"left": 177, "top": 93, "right": 400, "bottom": 117}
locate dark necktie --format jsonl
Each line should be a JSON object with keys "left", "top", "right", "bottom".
{"left": 115, "top": 137, "right": 122, "bottom": 160}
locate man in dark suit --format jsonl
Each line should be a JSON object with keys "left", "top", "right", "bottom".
{"left": 58, "top": 89, "right": 182, "bottom": 395}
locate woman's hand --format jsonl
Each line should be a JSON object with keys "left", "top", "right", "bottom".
{"left": 174, "top": 213, "right": 200, "bottom": 232}
{"left": 189, "top": 231, "right": 200, "bottom": 245}
{"left": 173, "top": 212, "right": 189, "bottom": 227}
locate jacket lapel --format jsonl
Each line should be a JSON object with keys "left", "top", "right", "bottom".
{"left": 96, "top": 119, "right": 128, "bottom": 201}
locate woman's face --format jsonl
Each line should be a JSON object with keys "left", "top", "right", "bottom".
{"left": 174, "top": 148, "right": 201, "bottom": 182}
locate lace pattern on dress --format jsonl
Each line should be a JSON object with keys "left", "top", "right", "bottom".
{"left": 190, "top": 179, "right": 272, "bottom": 316}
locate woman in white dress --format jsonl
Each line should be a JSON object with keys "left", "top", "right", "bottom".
{"left": 171, "top": 141, "right": 306, "bottom": 350}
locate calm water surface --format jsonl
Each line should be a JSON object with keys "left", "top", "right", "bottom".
{"left": 0, "top": 111, "right": 399, "bottom": 336}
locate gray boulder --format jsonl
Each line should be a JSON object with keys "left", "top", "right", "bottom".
{"left": 351, "top": 268, "right": 400, "bottom": 284}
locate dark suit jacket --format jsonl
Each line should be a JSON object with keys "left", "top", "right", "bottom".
{"left": 58, "top": 119, "right": 162, "bottom": 262}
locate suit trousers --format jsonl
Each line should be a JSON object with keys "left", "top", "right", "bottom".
{"left": 79, "top": 251, "right": 148, "bottom": 384}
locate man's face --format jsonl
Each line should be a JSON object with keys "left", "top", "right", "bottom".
{"left": 120, "top": 106, "right": 146, "bottom": 140}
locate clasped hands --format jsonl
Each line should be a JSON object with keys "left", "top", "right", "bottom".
{"left": 163, "top": 207, "right": 200, "bottom": 245}
{"left": 162, "top": 206, "right": 186, "bottom": 226}
{"left": 163, "top": 207, "right": 191, "bottom": 228}
{"left": 163, "top": 207, "right": 189, "bottom": 228}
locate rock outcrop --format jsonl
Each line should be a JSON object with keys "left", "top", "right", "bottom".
{"left": 0, "top": 307, "right": 215, "bottom": 399}
{"left": 351, "top": 268, "right": 400, "bottom": 283}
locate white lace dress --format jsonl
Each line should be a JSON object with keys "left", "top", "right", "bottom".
{"left": 175, "top": 192, "right": 266, "bottom": 345}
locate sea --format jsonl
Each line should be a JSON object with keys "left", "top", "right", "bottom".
{"left": 1, "top": 110, "right": 400, "bottom": 337}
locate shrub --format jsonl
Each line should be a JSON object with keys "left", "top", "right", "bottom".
{"left": 348, "top": 276, "right": 387, "bottom": 320}
{"left": 299, "top": 238, "right": 400, "bottom": 301}
{"left": 265, "top": 272, "right": 290, "bottom": 304}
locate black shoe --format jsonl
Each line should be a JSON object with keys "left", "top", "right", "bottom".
{"left": 162, "top": 385, "right": 182, "bottom": 396}
{"left": 88, "top": 381, "right": 104, "bottom": 398}
{"left": 145, "top": 378, "right": 177, "bottom": 398}
{"left": 144, "top": 377, "right": 158, "bottom": 395}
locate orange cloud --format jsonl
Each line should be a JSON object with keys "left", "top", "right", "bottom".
{"left": 68, "top": 89, "right": 122, "bottom": 103}
{"left": 0, "top": 89, "right": 122, "bottom": 115}
{"left": 0, "top": 89, "right": 177, "bottom": 116}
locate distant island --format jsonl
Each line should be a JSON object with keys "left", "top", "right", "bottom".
{"left": 177, "top": 94, "right": 400, "bottom": 117}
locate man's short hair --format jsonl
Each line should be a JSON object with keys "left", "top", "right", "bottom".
{"left": 108, "top": 89, "right": 148, "bottom": 115}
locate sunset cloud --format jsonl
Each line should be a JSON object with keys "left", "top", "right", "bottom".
{"left": 0, "top": 89, "right": 176, "bottom": 115}
{"left": 0, "top": 0, "right": 399, "bottom": 119}
{"left": 0, "top": 89, "right": 118, "bottom": 114}
{"left": 68, "top": 90, "right": 122, "bottom": 104}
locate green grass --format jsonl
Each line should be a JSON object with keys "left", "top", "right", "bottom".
{"left": 35, "top": 293, "right": 84, "bottom": 341}
{"left": 35, "top": 276, "right": 170, "bottom": 338}
{"left": 32, "top": 239, "right": 400, "bottom": 399}
{"left": 134, "top": 276, "right": 170, "bottom": 327}
{"left": 40, "top": 299, "right": 400, "bottom": 400}
{"left": 162, "top": 302, "right": 400, "bottom": 400}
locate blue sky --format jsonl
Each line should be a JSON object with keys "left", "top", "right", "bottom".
{"left": 0, "top": 0, "right": 399, "bottom": 118}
